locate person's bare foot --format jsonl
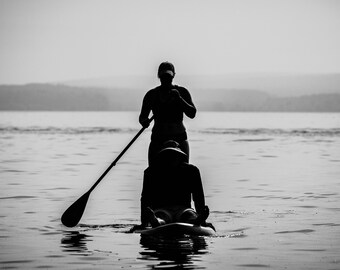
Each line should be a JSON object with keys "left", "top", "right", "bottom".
{"left": 194, "top": 206, "right": 210, "bottom": 225}
{"left": 145, "top": 207, "right": 161, "bottom": 227}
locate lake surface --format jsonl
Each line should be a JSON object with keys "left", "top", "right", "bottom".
{"left": 1, "top": 111, "right": 340, "bottom": 269}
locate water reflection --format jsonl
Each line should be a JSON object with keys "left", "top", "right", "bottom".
{"left": 61, "top": 231, "right": 92, "bottom": 255}
{"left": 139, "top": 235, "right": 209, "bottom": 269}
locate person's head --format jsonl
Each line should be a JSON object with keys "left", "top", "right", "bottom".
{"left": 157, "top": 140, "right": 187, "bottom": 167}
{"left": 158, "top": 62, "right": 175, "bottom": 86}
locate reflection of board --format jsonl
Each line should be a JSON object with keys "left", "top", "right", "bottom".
{"left": 134, "top": 222, "right": 216, "bottom": 236}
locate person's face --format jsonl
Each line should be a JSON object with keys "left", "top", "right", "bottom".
{"left": 159, "top": 73, "right": 174, "bottom": 87}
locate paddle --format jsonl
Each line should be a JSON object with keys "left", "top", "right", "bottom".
{"left": 61, "top": 116, "right": 154, "bottom": 227}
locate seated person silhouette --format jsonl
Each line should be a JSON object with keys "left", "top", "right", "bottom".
{"left": 140, "top": 140, "right": 210, "bottom": 228}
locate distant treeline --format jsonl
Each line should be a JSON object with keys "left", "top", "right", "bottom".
{"left": 0, "top": 84, "right": 143, "bottom": 111}
{"left": 0, "top": 83, "right": 340, "bottom": 112}
{"left": 196, "top": 89, "right": 340, "bottom": 112}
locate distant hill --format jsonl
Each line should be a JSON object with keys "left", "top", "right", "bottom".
{"left": 0, "top": 84, "right": 110, "bottom": 111}
{"left": 195, "top": 89, "right": 340, "bottom": 112}
{"left": 0, "top": 83, "right": 340, "bottom": 112}
{"left": 0, "top": 84, "right": 144, "bottom": 111}
{"left": 63, "top": 73, "right": 340, "bottom": 97}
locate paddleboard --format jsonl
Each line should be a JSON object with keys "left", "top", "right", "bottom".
{"left": 133, "top": 222, "right": 216, "bottom": 236}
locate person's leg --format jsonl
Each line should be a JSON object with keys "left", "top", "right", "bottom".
{"left": 148, "top": 141, "right": 162, "bottom": 166}
{"left": 178, "top": 140, "right": 189, "bottom": 162}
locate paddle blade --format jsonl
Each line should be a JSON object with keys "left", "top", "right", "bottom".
{"left": 61, "top": 191, "right": 90, "bottom": 227}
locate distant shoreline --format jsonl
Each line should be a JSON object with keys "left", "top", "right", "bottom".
{"left": 1, "top": 82, "right": 340, "bottom": 112}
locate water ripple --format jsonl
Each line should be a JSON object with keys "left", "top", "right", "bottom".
{"left": 312, "top": 223, "right": 340, "bottom": 227}
{"left": 201, "top": 128, "right": 340, "bottom": 137}
{"left": 275, "top": 229, "right": 315, "bottom": 234}
{"left": 0, "top": 126, "right": 138, "bottom": 134}
{"left": 237, "top": 264, "right": 270, "bottom": 268}
{"left": 0, "top": 195, "right": 36, "bottom": 200}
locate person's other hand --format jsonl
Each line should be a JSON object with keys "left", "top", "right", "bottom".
{"left": 140, "top": 119, "right": 150, "bottom": 128}
{"left": 170, "top": 89, "right": 181, "bottom": 101}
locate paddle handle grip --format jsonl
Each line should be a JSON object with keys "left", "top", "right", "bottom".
{"left": 88, "top": 116, "right": 154, "bottom": 193}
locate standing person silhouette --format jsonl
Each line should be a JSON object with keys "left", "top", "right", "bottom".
{"left": 139, "top": 62, "right": 197, "bottom": 165}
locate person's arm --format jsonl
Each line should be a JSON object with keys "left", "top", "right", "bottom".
{"left": 191, "top": 166, "right": 205, "bottom": 213}
{"left": 171, "top": 87, "right": 196, "bottom": 119}
{"left": 139, "top": 91, "right": 152, "bottom": 128}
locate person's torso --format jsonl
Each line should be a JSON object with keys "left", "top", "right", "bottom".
{"left": 147, "top": 85, "right": 189, "bottom": 138}
{"left": 146, "top": 164, "right": 196, "bottom": 209}
{"left": 149, "top": 85, "right": 185, "bottom": 122}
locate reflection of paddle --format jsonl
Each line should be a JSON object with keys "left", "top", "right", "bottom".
{"left": 61, "top": 116, "right": 154, "bottom": 227}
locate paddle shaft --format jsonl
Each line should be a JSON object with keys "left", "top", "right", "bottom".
{"left": 61, "top": 116, "right": 153, "bottom": 227}
{"left": 88, "top": 115, "right": 154, "bottom": 193}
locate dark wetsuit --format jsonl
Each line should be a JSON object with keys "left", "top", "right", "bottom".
{"left": 139, "top": 85, "right": 196, "bottom": 165}
{"left": 140, "top": 163, "right": 205, "bottom": 225}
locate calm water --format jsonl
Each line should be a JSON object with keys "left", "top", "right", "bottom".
{"left": 0, "top": 111, "right": 340, "bottom": 269}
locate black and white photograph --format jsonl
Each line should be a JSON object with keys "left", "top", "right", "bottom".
{"left": 0, "top": 0, "right": 339, "bottom": 269}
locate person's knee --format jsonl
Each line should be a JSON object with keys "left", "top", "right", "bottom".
{"left": 148, "top": 141, "right": 161, "bottom": 165}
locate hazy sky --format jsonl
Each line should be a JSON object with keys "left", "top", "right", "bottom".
{"left": 0, "top": 0, "right": 339, "bottom": 84}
